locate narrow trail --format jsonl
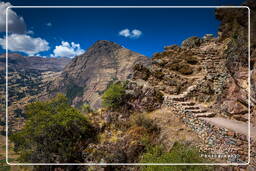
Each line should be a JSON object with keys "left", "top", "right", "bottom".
{"left": 161, "top": 40, "right": 253, "bottom": 162}
{"left": 202, "top": 117, "right": 256, "bottom": 140}
{"left": 163, "top": 41, "right": 252, "bottom": 138}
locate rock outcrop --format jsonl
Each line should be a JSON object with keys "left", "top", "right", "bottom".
{"left": 51, "top": 40, "right": 150, "bottom": 109}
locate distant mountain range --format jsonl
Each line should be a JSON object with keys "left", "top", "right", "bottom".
{"left": 0, "top": 53, "right": 71, "bottom": 72}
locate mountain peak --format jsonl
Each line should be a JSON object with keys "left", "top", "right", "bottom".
{"left": 53, "top": 40, "right": 150, "bottom": 109}
{"left": 88, "top": 40, "right": 122, "bottom": 51}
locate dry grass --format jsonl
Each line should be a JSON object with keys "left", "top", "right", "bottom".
{"left": 147, "top": 108, "right": 200, "bottom": 150}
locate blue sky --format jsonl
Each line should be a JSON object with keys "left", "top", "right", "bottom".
{"left": 0, "top": 0, "right": 245, "bottom": 57}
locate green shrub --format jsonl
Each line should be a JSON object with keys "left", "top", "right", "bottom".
{"left": 102, "top": 83, "right": 126, "bottom": 109}
{"left": 66, "top": 84, "right": 84, "bottom": 103}
{"left": 139, "top": 142, "right": 213, "bottom": 171}
{"left": 10, "top": 94, "right": 96, "bottom": 163}
{"left": 81, "top": 103, "right": 92, "bottom": 114}
{"left": 232, "top": 32, "right": 238, "bottom": 40}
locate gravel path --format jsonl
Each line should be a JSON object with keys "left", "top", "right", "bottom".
{"left": 202, "top": 117, "right": 256, "bottom": 140}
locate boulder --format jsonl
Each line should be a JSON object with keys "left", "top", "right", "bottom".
{"left": 181, "top": 36, "right": 203, "bottom": 49}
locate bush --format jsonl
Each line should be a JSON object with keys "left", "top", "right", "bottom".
{"left": 66, "top": 84, "right": 84, "bottom": 103}
{"left": 178, "top": 64, "right": 193, "bottom": 75}
{"left": 133, "top": 115, "right": 159, "bottom": 134}
{"left": 153, "top": 70, "right": 164, "bottom": 79}
{"left": 81, "top": 103, "right": 92, "bottom": 114}
{"left": 186, "top": 56, "right": 198, "bottom": 65}
{"left": 169, "top": 62, "right": 193, "bottom": 75}
{"left": 102, "top": 83, "right": 126, "bottom": 109}
{"left": 10, "top": 94, "right": 96, "bottom": 163}
{"left": 133, "top": 64, "right": 151, "bottom": 80}
{"left": 139, "top": 142, "right": 213, "bottom": 171}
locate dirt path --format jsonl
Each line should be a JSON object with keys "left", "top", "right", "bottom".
{"left": 202, "top": 117, "right": 256, "bottom": 140}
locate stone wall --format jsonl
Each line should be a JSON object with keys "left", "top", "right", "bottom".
{"left": 163, "top": 99, "right": 254, "bottom": 164}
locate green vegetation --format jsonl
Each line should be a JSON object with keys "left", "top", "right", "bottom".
{"left": 81, "top": 103, "right": 92, "bottom": 114}
{"left": 1, "top": 71, "right": 44, "bottom": 105}
{"left": 102, "top": 82, "right": 126, "bottom": 109}
{"left": 0, "top": 159, "right": 10, "bottom": 171}
{"left": 10, "top": 94, "right": 96, "bottom": 163}
{"left": 232, "top": 32, "right": 238, "bottom": 40}
{"left": 139, "top": 142, "right": 213, "bottom": 171}
{"left": 66, "top": 84, "right": 84, "bottom": 103}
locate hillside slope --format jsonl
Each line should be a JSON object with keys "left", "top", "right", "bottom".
{"left": 51, "top": 40, "right": 150, "bottom": 109}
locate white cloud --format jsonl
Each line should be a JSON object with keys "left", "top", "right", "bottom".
{"left": 0, "top": 2, "right": 26, "bottom": 34}
{"left": 119, "top": 29, "right": 130, "bottom": 37}
{"left": 51, "top": 41, "right": 85, "bottom": 58}
{"left": 131, "top": 29, "right": 142, "bottom": 38}
{"left": 0, "top": 34, "right": 50, "bottom": 56}
{"left": 119, "top": 28, "right": 142, "bottom": 39}
{"left": 27, "top": 30, "right": 34, "bottom": 34}
{"left": 46, "top": 22, "right": 52, "bottom": 27}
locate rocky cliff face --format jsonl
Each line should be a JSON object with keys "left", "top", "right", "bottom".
{"left": 216, "top": 0, "right": 256, "bottom": 126}
{"left": 51, "top": 40, "right": 150, "bottom": 109}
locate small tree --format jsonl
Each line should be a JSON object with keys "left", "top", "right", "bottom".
{"left": 10, "top": 94, "right": 96, "bottom": 163}
{"left": 81, "top": 103, "right": 92, "bottom": 114}
{"left": 102, "top": 83, "right": 126, "bottom": 109}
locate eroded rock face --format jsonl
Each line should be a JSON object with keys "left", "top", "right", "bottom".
{"left": 125, "top": 79, "right": 164, "bottom": 112}
{"left": 215, "top": 0, "right": 256, "bottom": 125}
{"left": 51, "top": 40, "right": 150, "bottom": 109}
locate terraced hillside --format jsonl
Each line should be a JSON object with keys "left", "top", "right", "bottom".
{"left": 0, "top": 54, "right": 70, "bottom": 133}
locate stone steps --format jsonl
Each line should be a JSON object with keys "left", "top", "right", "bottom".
{"left": 180, "top": 101, "right": 195, "bottom": 106}
{"left": 184, "top": 108, "right": 207, "bottom": 114}
{"left": 183, "top": 106, "right": 200, "bottom": 110}
{"left": 171, "top": 96, "right": 187, "bottom": 101}
{"left": 195, "top": 112, "right": 216, "bottom": 118}
{"left": 179, "top": 101, "right": 217, "bottom": 118}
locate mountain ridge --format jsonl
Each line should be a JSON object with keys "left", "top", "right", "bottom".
{"left": 0, "top": 53, "right": 71, "bottom": 72}
{"left": 51, "top": 40, "right": 151, "bottom": 109}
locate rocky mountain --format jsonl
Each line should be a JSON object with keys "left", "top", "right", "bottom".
{"left": 51, "top": 40, "right": 150, "bottom": 109}
{"left": 83, "top": 1, "right": 256, "bottom": 168}
{"left": 2, "top": 0, "right": 256, "bottom": 170}
{"left": 0, "top": 53, "right": 71, "bottom": 132}
{"left": 0, "top": 53, "right": 71, "bottom": 72}
{"left": 0, "top": 53, "right": 71, "bottom": 106}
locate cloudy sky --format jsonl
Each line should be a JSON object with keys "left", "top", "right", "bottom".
{"left": 0, "top": 0, "right": 244, "bottom": 57}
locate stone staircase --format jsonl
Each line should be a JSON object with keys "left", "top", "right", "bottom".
{"left": 161, "top": 42, "right": 254, "bottom": 163}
